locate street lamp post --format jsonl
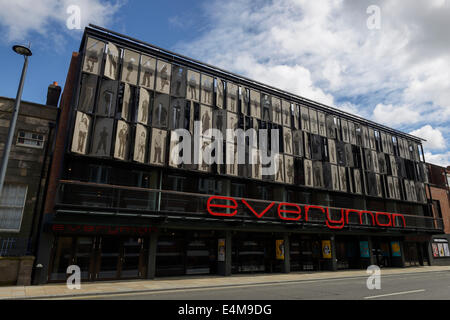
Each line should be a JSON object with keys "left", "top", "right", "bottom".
{"left": 0, "top": 45, "right": 32, "bottom": 197}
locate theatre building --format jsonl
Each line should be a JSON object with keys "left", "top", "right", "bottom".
{"left": 35, "top": 25, "right": 444, "bottom": 283}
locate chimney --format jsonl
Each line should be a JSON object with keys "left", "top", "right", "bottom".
{"left": 46, "top": 81, "right": 62, "bottom": 107}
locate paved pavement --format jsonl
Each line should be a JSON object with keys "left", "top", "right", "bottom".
{"left": 0, "top": 266, "right": 449, "bottom": 300}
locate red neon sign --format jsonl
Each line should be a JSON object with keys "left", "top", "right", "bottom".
{"left": 206, "top": 196, "right": 406, "bottom": 230}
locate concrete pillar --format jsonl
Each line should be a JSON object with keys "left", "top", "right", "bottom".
{"left": 33, "top": 231, "right": 54, "bottom": 285}
{"left": 399, "top": 241, "right": 406, "bottom": 267}
{"left": 217, "top": 231, "right": 232, "bottom": 276}
{"left": 426, "top": 241, "right": 434, "bottom": 266}
{"left": 147, "top": 231, "right": 159, "bottom": 279}
{"left": 282, "top": 233, "right": 290, "bottom": 273}
{"left": 368, "top": 237, "right": 376, "bottom": 266}
{"left": 330, "top": 236, "right": 337, "bottom": 271}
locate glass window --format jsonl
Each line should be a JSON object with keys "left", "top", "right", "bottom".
{"left": 16, "top": 131, "right": 45, "bottom": 149}
{"left": 0, "top": 184, "right": 27, "bottom": 231}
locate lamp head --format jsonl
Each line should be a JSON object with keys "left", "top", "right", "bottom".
{"left": 13, "top": 45, "right": 32, "bottom": 57}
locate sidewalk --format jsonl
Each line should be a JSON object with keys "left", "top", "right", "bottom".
{"left": 1, "top": 266, "right": 449, "bottom": 300}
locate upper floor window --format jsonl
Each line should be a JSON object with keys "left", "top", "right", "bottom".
{"left": 0, "top": 184, "right": 27, "bottom": 232}
{"left": 16, "top": 131, "right": 45, "bottom": 149}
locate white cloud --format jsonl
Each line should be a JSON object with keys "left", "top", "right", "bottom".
{"left": 0, "top": 0, "right": 124, "bottom": 42}
{"left": 424, "top": 151, "right": 450, "bottom": 168}
{"left": 175, "top": 0, "right": 450, "bottom": 150}
{"left": 409, "top": 125, "right": 446, "bottom": 150}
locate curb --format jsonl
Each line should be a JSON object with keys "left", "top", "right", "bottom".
{"left": 5, "top": 268, "right": 449, "bottom": 300}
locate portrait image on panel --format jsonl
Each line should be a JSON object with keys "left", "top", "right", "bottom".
{"left": 275, "top": 154, "right": 285, "bottom": 183}
{"left": 140, "top": 55, "right": 156, "bottom": 90}
{"left": 216, "top": 79, "right": 224, "bottom": 108}
{"left": 271, "top": 96, "right": 281, "bottom": 124}
{"left": 97, "top": 80, "right": 117, "bottom": 117}
{"left": 200, "top": 105, "right": 213, "bottom": 137}
{"left": 250, "top": 90, "right": 261, "bottom": 119}
{"left": 313, "top": 161, "right": 324, "bottom": 188}
{"left": 392, "top": 177, "right": 400, "bottom": 199}
{"left": 261, "top": 93, "right": 271, "bottom": 122}
{"left": 367, "top": 172, "right": 377, "bottom": 196}
{"left": 169, "top": 130, "right": 184, "bottom": 168}
{"left": 285, "top": 155, "right": 295, "bottom": 184}
{"left": 331, "top": 164, "right": 340, "bottom": 191}
{"left": 240, "top": 87, "right": 249, "bottom": 115}
{"left": 293, "top": 130, "right": 304, "bottom": 157}
{"left": 133, "top": 124, "right": 147, "bottom": 163}
{"left": 353, "top": 168, "right": 362, "bottom": 194}
{"left": 155, "top": 60, "right": 172, "bottom": 94}
{"left": 121, "top": 50, "right": 139, "bottom": 85}
{"left": 198, "top": 138, "right": 212, "bottom": 173}
{"left": 226, "top": 111, "right": 239, "bottom": 142}
{"left": 252, "top": 149, "right": 262, "bottom": 180}
{"left": 389, "top": 155, "right": 398, "bottom": 176}
{"left": 138, "top": 88, "right": 150, "bottom": 125}
{"left": 378, "top": 152, "right": 387, "bottom": 174}
{"left": 226, "top": 143, "right": 238, "bottom": 176}
{"left": 171, "top": 65, "right": 187, "bottom": 98}
{"left": 114, "top": 120, "right": 130, "bottom": 160}
{"left": 336, "top": 141, "right": 346, "bottom": 166}
{"left": 345, "top": 144, "right": 354, "bottom": 167}
{"left": 226, "top": 82, "right": 238, "bottom": 113}
{"left": 326, "top": 115, "right": 336, "bottom": 139}
{"left": 71, "top": 112, "right": 91, "bottom": 155}
{"left": 78, "top": 74, "right": 97, "bottom": 113}
{"left": 339, "top": 166, "right": 347, "bottom": 192}
{"left": 282, "top": 100, "right": 291, "bottom": 127}
{"left": 201, "top": 74, "right": 214, "bottom": 106}
{"left": 187, "top": 70, "right": 200, "bottom": 102}
{"left": 368, "top": 128, "right": 376, "bottom": 150}
{"left": 304, "top": 159, "right": 313, "bottom": 187}
{"left": 341, "top": 120, "right": 349, "bottom": 143}
{"left": 293, "top": 105, "right": 300, "bottom": 130}
{"left": 152, "top": 93, "right": 169, "bottom": 128}
{"left": 170, "top": 98, "right": 185, "bottom": 130}
{"left": 387, "top": 176, "right": 395, "bottom": 199}
{"left": 328, "top": 139, "right": 337, "bottom": 164}
{"left": 121, "top": 83, "right": 132, "bottom": 121}
{"left": 149, "top": 128, "right": 167, "bottom": 166}
{"left": 364, "top": 149, "right": 374, "bottom": 171}
{"left": 213, "top": 109, "right": 226, "bottom": 136}
{"left": 380, "top": 132, "right": 387, "bottom": 153}
{"left": 372, "top": 150, "right": 379, "bottom": 173}
{"left": 91, "top": 117, "right": 113, "bottom": 157}
{"left": 83, "top": 37, "right": 104, "bottom": 75}
{"left": 104, "top": 42, "right": 120, "bottom": 80}
{"left": 318, "top": 112, "right": 327, "bottom": 137}
{"left": 284, "top": 127, "right": 293, "bottom": 155}
{"left": 303, "top": 132, "right": 311, "bottom": 159}
{"left": 415, "top": 182, "right": 425, "bottom": 203}
{"left": 361, "top": 126, "right": 370, "bottom": 149}
{"left": 301, "top": 106, "right": 310, "bottom": 132}
{"left": 311, "top": 134, "right": 323, "bottom": 161}
{"left": 375, "top": 174, "right": 382, "bottom": 197}
{"left": 309, "top": 109, "right": 318, "bottom": 135}
{"left": 409, "top": 180, "right": 417, "bottom": 202}
{"left": 387, "top": 134, "right": 394, "bottom": 154}
{"left": 348, "top": 121, "right": 356, "bottom": 145}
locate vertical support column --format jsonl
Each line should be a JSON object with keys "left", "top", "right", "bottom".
{"left": 34, "top": 231, "right": 54, "bottom": 285}
{"left": 368, "top": 237, "right": 376, "bottom": 266}
{"left": 330, "top": 235, "right": 337, "bottom": 271}
{"left": 147, "top": 230, "right": 158, "bottom": 279}
{"left": 399, "top": 241, "right": 406, "bottom": 268}
{"left": 282, "top": 233, "right": 290, "bottom": 273}
{"left": 217, "top": 231, "right": 232, "bottom": 276}
{"left": 426, "top": 241, "right": 434, "bottom": 266}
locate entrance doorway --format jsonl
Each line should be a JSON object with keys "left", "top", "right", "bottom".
{"left": 49, "top": 236, "right": 148, "bottom": 282}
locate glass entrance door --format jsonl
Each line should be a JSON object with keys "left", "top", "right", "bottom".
{"left": 96, "top": 237, "right": 121, "bottom": 280}
{"left": 120, "top": 237, "right": 146, "bottom": 279}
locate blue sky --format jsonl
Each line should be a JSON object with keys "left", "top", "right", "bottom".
{"left": 0, "top": 0, "right": 449, "bottom": 166}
